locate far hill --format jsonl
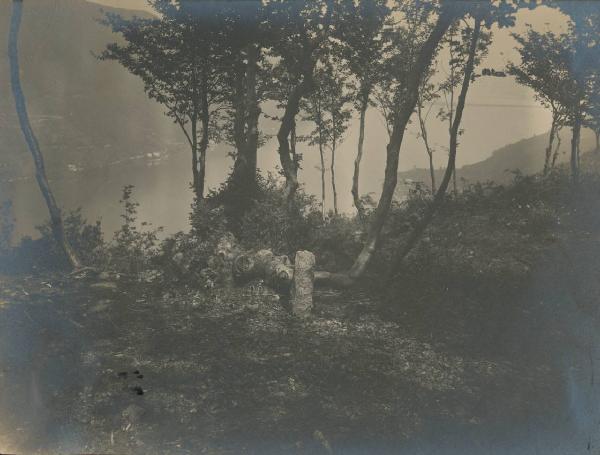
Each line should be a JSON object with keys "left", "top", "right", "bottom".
{"left": 396, "top": 128, "right": 597, "bottom": 196}
{"left": 0, "top": 0, "right": 232, "bottom": 239}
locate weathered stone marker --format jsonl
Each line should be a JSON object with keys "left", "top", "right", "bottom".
{"left": 291, "top": 250, "right": 316, "bottom": 318}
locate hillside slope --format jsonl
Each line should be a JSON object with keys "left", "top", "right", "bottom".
{"left": 396, "top": 128, "right": 597, "bottom": 195}
{"left": 0, "top": 0, "right": 232, "bottom": 238}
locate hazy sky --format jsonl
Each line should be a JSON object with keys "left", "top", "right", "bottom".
{"left": 85, "top": 0, "right": 568, "bottom": 214}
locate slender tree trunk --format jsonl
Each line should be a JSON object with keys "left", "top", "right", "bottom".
{"left": 595, "top": 130, "right": 600, "bottom": 153}
{"left": 195, "top": 74, "right": 210, "bottom": 201}
{"left": 352, "top": 93, "right": 369, "bottom": 217}
{"left": 551, "top": 126, "right": 562, "bottom": 169}
{"left": 544, "top": 113, "right": 558, "bottom": 176}
{"left": 390, "top": 17, "right": 481, "bottom": 277}
{"left": 8, "top": 0, "right": 81, "bottom": 269}
{"left": 190, "top": 117, "right": 201, "bottom": 199}
{"left": 347, "top": 8, "right": 455, "bottom": 279}
{"left": 452, "top": 167, "right": 458, "bottom": 194}
{"left": 331, "top": 142, "right": 338, "bottom": 216}
{"left": 417, "top": 102, "right": 436, "bottom": 193}
{"left": 319, "top": 141, "right": 326, "bottom": 218}
{"left": 571, "top": 108, "right": 581, "bottom": 184}
{"left": 243, "top": 44, "right": 260, "bottom": 188}
{"left": 429, "top": 153, "right": 436, "bottom": 193}
{"left": 198, "top": 118, "right": 209, "bottom": 199}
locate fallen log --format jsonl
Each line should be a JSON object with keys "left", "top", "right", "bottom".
{"left": 233, "top": 249, "right": 294, "bottom": 292}
{"left": 211, "top": 234, "right": 353, "bottom": 317}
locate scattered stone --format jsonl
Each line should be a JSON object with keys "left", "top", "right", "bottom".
{"left": 291, "top": 251, "right": 316, "bottom": 318}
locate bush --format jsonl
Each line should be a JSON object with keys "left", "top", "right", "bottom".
{"left": 1, "top": 208, "right": 105, "bottom": 273}
{"left": 107, "top": 185, "right": 162, "bottom": 275}
{"left": 237, "top": 178, "right": 322, "bottom": 256}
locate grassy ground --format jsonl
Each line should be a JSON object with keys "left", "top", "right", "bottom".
{"left": 0, "top": 264, "right": 580, "bottom": 455}
{"left": 2, "top": 164, "right": 600, "bottom": 454}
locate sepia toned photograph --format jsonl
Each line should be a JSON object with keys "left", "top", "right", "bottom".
{"left": 1, "top": 0, "right": 600, "bottom": 453}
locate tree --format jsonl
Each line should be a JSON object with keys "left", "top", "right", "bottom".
{"left": 437, "top": 20, "right": 491, "bottom": 192}
{"left": 8, "top": 0, "right": 81, "bottom": 269}
{"left": 218, "top": 1, "right": 267, "bottom": 201}
{"left": 302, "top": 68, "right": 328, "bottom": 218}
{"left": 101, "top": 0, "right": 227, "bottom": 201}
{"left": 390, "top": 3, "right": 508, "bottom": 277}
{"left": 586, "top": 88, "right": 600, "bottom": 153}
{"left": 336, "top": 0, "right": 390, "bottom": 218}
{"left": 551, "top": 3, "right": 600, "bottom": 181}
{"left": 509, "top": 28, "right": 574, "bottom": 175}
{"left": 416, "top": 65, "right": 440, "bottom": 192}
{"left": 345, "top": 0, "right": 463, "bottom": 282}
{"left": 266, "top": 0, "right": 334, "bottom": 207}
{"left": 304, "top": 59, "right": 353, "bottom": 217}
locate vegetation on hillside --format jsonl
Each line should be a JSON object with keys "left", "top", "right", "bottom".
{"left": 3, "top": 0, "right": 600, "bottom": 453}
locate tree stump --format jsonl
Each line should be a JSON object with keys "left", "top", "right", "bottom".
{"left": 291, "top": 250, "right": 316, "bottom": 318}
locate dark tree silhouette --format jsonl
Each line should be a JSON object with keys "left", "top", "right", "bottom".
{"left": 101, "top": 1, "right": 227, "bottom": 200}
{"left": 509, "top": 28, "right": 576, "bottom": 176}
{"left": 337, "top": 0, "right": 389, "bottom": 218}
{"left": 267, "top": 0, "right": 334, "bottom": 207}
{"left": 304, "top": 60, "right": 352, "bottom": 217}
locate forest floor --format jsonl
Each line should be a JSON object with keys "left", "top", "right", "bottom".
{"left": 3, "top": 163, "right": 600, "bottom": 454}
{"left": 1, "top": 230, "right": 599, "bottom": 455}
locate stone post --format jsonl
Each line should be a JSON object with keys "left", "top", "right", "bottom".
{"left": 291, "top": 250, "right": 316, "bottom": 318}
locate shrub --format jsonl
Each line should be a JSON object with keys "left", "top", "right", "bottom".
{"left": 107, "top": 185, "right": 162, "bottom": 275}
{"left": 1, "top": 208, "right": 105, "bottom": 273}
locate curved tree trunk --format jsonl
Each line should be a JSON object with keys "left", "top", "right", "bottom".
{"left": 389, "top": 17, "right": 482, "bottom": 277}
{"left": 551, "top": 126, "right": 562, "bottom": 169}
{"left": 417, "top": 101, "right": 436, "bottom": 193}
{"left": 346, "top": 8, "right": 456, "bottom": 280}
{"left": 543, "top": 111, "right": 558, "bottom": 175}
{"left": 9, "top": 0, "right": 81, "bottom": 270}
{"left": 352, "top": 94, "right": 369, "bottom": 217}
{"left": 277, "top": 72, "right": 315, "bottom": 207}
